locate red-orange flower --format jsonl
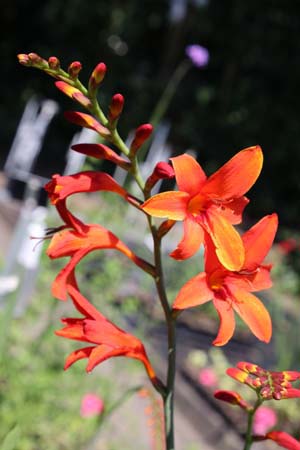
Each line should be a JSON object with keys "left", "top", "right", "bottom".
{"left": 47, "top": 224, "right": 155, "bottom": 301}
{"left": 56, "top": 284, "right": 158, "bottom": 383}
{"left": 44, "top": 171, "right": 127, "bottom": 232}
{"left": 142, "top": 147, "right": 263, "bottom": 271}
{"left": 173, "top": 214, "right": 278, "bottom": 345}
{"left": 227, "top": 361, "right": 300, "bottom": 400}
{"left": 265, "top": 431, "right": 300, "bottom": 449}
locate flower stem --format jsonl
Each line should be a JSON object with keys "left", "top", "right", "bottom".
{"left": 243, "top": 398, "right": 263, "bottom": 450}
{"left": 151, "top": 224, "right": 176, "bottom": 450}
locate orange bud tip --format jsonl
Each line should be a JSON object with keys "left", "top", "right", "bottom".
{"left": 89, "top": 62, "right": 107, "bottom": 91}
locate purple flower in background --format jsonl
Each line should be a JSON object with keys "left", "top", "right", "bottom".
{"left": 185, "top": 45, "right": 209, "bottom": 68}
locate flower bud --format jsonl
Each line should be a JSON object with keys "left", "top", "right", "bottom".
{"left": 17, "top": 53, "right": 31, "bottom": 66}
{"left": 48, "top": 56, "right": 61, "bottom": 70}
{"left": 108, "top": 93, "right": 124, "bottom": 122}
{"left": 68, "top": 61, "right": 82, "bottom": 79}
{"left": 130, "top": 124, "right": 153, "bottom": 156}
{"left": 214, "top": 390, "right": 250, "bottom": 410}
{"left": 88, "top": 62, "right": 107, "bottom": 93}
{"left": 28, "top": 52, "right": 48, "bottom": 68}
{"left": 145, "top": 161, "right": 174, "bottom": 192}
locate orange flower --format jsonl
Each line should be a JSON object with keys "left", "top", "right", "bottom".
{"left": 56, "top": 284, "right": 158, "bottom": 383}
{"left": 173, "top": 214, "right": 278, "bottom": 345}
{"left": 47, "top": 224, "right": 155, "bottom": 300}
{"left": 142, "top": 147, "right": 263, "bottom": 270}
{"left": 44, "top": 171, "right": 127, "bottom": 233}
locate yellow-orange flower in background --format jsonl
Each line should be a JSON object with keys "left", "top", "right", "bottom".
{"left": 142, "top": 146, "right": 263, "bottom": 271}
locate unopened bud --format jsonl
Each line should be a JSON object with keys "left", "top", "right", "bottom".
{"left": 17, "top": 53, "right": 31, "bottom": 66}
{"left": 68, "top": 61, "right": 82, "bottom": 78}
{"left": 28, "top": 52, "right": 48, "bottom": 68}
{"left": 130, "top": 124, "right": 153, "bottom": 156}
{"left": 145, "top": 161, "right": 175, "bottom": 192}
{"left": 48, "top": 56, "right": 61, "bottom": 70}
{"left": 108, "top": 93, "right": 124, "bottom": 122}
{"left": 88, "top": 62, "right": 107, "bottom": 92}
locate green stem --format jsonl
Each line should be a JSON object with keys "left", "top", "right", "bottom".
{"left": 151, "top": 222, "right": 176, "bottom": 450}
{"left": 243, "top": 398, "right": 263, "bottom": 450}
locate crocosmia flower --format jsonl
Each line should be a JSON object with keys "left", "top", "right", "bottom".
{"left": 47, "top": 224, "right": 155, "bottom": 300}
{"left": 173, "top": 214, "right": 277, "bottom": 345}
{"left": 45, "top": 171, "right": 127, "bottom": 232}
{"left": 56, "top": 284, "right": 158, "bottom": 383}
{"left": 227, "top": 361, "right": 300, "bottom": 400}
{"left": 265, "top": 431, "right": 300, "bottom": 449}
{"left": 142, "top": 147, "right": 263, "bottom": 271}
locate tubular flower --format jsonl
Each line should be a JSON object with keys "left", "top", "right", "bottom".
{"left": 56, "top": 284, "right": 158, "bottom": 384}
{"left": 47, "top": 224, "right": 155, "bottom": 301}
{"left": 44, "top": 171, "right": 128, "bottom": 233}
{"left": 173, "top": 214, "right": 278, "bottom": 345}
{"left": 227, "top": 361, "right": 300, "bottom": 400}
{"left": 142, "top": 147, "right": 263, "bottom": 271}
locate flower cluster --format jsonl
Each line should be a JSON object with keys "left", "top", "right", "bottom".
{"left": 215, "top": 362, "right": 300, "bottom": 449}
{"left": 143, "top": 151, "right": 278, "bottom": 345}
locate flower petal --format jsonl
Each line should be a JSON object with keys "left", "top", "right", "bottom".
{"left": 242, "top": 214, "right": 278, "bottom": 270}
{"left": 217, "top": 196, "right": 249, "bottom": 225}
{"left": 202, "top": 146, "right": 263, "bottom": 200}
{"left": 45, "top": 171, "right": 127, "bottom": 203}
{"left": 142, "top": 191, "right": 190, "bottom": 220}
{"left": 170, "top": 217, "right": 204, "bottom": 260}
{"left": 170, "top": 154, "right": 206, "bottom": 196}
{"left": 204, "top": 210, "right": 245, "bottom": 271}
{"left": 173, "top": 272, "right": 212, "bottom": 310}
{"left": 55, "top": 318, "right": 85, "bottom": 341}
{"left": 86, "top": 345, "right": 131, "bottom": 372}
{"left": 212, "top": 298, "right": 235, "bottom": 346}
{"left": 232, "top": 289, "right": 272, "bottom": 343}
{"left": 226, "top": 266, "right": 273, "bottom": 292}
{"left": 64, "top": 346, "right": 93, "bottom": 370}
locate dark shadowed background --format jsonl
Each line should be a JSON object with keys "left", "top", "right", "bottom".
{"left": 1, "top": 0, "right": 300, "bottom": 230}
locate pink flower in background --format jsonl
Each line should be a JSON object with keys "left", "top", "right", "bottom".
{"left": 253, "top": 406, "right": 277, "bottom": 435}
{"left": 185, "top": 45, "right": 209, "bottom": 68}
{"left": 198, "top": 367, "right": 218, "bottom": 387}
{"left": 80, "top": 393, "right": 104, "bottom": 418}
